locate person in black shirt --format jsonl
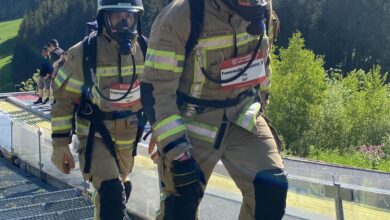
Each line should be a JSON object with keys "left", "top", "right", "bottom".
{"left": 33, "top": 46, "right": 53, "bottom": 104}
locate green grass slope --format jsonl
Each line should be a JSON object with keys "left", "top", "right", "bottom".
{"left": 0, "top": 19, "right": 22, "bottom": 92}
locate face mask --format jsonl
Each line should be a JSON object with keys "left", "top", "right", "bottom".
{"left": 223, "top": 0, "right": 269, "bottom": 35}
{"left": 105, "top": 11, "right": 139, "bottom": 55}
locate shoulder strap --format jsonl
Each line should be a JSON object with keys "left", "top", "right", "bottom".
{"left": 185, "top": 0, "right": 204, "bottom": 58}
{"left": 82, "top": 32, "right": 97, "bottom": 91}
{"left": 137, "top": 17, "right": 148, "bottom": 60}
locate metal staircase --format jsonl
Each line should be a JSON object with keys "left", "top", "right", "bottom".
{"left": 0, "top": 159, "right": 94, "bottom": 220}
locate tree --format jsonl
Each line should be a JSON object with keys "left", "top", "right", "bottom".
{"left": 268, "top": 32, "right": 327, "bottom": 156}
{"left": 12, "top": 0, "right": 96, "bottom": 84}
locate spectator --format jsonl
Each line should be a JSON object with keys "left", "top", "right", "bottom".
{"left": 47, "top": 39, "right": 65, "bottom": 105}
{"left": 33, "top": 45, "right": 53, "bottom": 105}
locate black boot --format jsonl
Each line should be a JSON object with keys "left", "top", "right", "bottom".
{"left": 42, "top": 97, "right": 49, "bottom": 104}
{"left": 33, "top": 97, "right": 42, "bottom": 104}
{"left": 124, "top": 181, "right": 132, "bottom": 202}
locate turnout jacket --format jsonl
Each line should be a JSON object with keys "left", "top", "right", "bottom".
{"left": 140, "top": 0, "right": 278, "bottom": 158}
{"left": 51, "top": 33, "right": 145, "bottom": 150}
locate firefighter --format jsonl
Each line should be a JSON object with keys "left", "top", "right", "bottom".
{"left": 140, "top": 0, "right": 288, "bottom": 219}
{"left": 50, "top": 0, "right": 145, "bottom": 219}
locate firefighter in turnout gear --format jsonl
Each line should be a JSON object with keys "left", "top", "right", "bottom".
{"left": 50, "top": 0, "right": 146, "bottom": 219}
{"left": 140, "top": 0, "right": 288, "bottom": 219}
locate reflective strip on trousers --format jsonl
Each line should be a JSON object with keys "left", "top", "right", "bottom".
{"left": 113, "top": 139, "right": 135, "bottom": 150}
{"left": 145, "top": 49, "right": 184, "bottom": 73}
{"left": 154, "top": 115, "right": 186, "bottom": 142}
{"left": 185, "top": 120, "right": 218, "bottom": 143}
{"left": 236, "top": 102, "right": 261, "bottom": 132}
{"left": 52, "top": 115, "right": 73, "bottom": 131}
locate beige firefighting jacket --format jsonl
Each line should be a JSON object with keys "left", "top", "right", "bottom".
{"left": 51, "top": 31, "right": 144, "bottom": 150}
{"left": 140, "top": 0, "right": 279, "bottom": 157}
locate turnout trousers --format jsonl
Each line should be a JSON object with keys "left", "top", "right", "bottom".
{"left": 77, "top": 119, "right": 135, "bottom": 220}
{"left": 157, "top": 110, "right": 288, "bottom": 220}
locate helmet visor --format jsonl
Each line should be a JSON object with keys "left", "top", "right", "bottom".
{"left": 105, "top": 11, "right": 138, "bottom": 35}
{"left": 237, "top": 0, "right": 267, "bottom": 6}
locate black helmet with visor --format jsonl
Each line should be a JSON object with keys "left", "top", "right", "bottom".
{"left": 97, "top": 0, "right": 144, "bottom": 54}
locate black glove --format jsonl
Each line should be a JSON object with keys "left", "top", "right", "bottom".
{"left": 172, "top": 157, "right": 205, "bottom": 199}
{"left": 164, "top": 158, "right": 205, "bottom": 220}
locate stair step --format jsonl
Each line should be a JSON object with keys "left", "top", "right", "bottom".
{"left": 0, "top": 180, "right": 30, "bottom": 190}
{"left": 0, "top": 197, "right": 92, "bottom": 219}
{"left": 0, "top": 182, "right": 50, "bottom": 199}
{"left": 13, "top": 206, "right": 94, "bottom": 220}
{"left": 0, "top": 189, "right": 80, "bottom": 210}
{"left": 0, "top": 168, "right": 28, "bottom": 183}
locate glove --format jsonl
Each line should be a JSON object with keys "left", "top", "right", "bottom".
{"left": 164, "top": 156, "right": 205, "bottom": 219}
{"left": 51, "top": 146, "right": 75, "bottom": 174}
{"left": 171, "top": 156, "right": 205, "bottom": 198}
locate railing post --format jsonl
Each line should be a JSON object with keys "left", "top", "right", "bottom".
{"left": 10, "top": 120, "right": 14, "bottom": 154}
{"left": 335, "top": 182, "right": 345, "bottom": 220}
{"left": 38, "top": 129, "right": 44, "bottom": 173}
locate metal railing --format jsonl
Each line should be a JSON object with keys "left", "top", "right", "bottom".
{"left": 0, "top": 112, "right": 389, "bottom": 220}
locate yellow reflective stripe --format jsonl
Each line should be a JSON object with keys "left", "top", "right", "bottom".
{"left": 52, "top": 115, "right": 73, "bottom": 122}
{"left": 54, "top": 68, "right": 69, "bottom": 87}
{"left": 65, "top": 77, "right": 82, "bottom": 94}
{"left": 52, "top": 124, "right": 72, "bottom": 131}
{"left": 115, "top": 139, "right": 135, "bottom": 145}
{"left": 52, "top": 115, "right": 73, "bottom": 131}
{"left": 237, "top": 33, "right": 257, "bottom": 46}
{"left": 145, "top": 49, "right": 184, "bottom": 73}
{"left": 198, "top": 35, "right": 233, "bottom": 50}
{"left": 198, "top": 32, "right": 256, "bottom": 50}
{"left": 185, "top": 120, "right": 218, "bottom": 143}
{"left": 154, "top": 115, "right": 186, "bottom": 142}
{"left": 237, "top": 102, "right": 261, "bottom": 131}
{"left": 155, "top": 115, "right": 182, "bottom": 130}
{"left": 158, "top": 125, "right": 186, "bottom": 142}
{"left": 96, "top": 65, "right": 144, "bottom": 77}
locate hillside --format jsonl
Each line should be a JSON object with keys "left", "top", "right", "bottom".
{"left": 0, "top": 19, "right": 22, "bottom": 92}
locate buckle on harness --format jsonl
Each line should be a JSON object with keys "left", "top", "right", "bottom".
{"left": 81, "top": 103, "right": 93, "bottom": 116}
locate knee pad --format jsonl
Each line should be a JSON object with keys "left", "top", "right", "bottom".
{"left": 99, "top": 179, "right": 128, "bottom": 220}
{"left": 163, "top": 195, "right": 199, "bottom": 220}
{"left": 253, "top": 169, "right": 288, "bottom": 220}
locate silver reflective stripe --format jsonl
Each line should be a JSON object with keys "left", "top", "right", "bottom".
{"left": 237, "top": 102, "right": 261, "bottom": 131}
{"left": 186, "top": 122, "right": 217, "bottom": 143}
{"left": 155, "top": 119, "right": 184, "bottom": 137}
{"left": 237, "top": 34, "right": 257, "bottom": 46}
{"left": 146, "top": 54, "right": 184, "bottom": 69}
{"left": 198, "top": 36, "right": 233, "bottom": 49}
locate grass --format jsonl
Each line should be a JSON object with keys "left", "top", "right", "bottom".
{"left": 0, "top": 18, "right": 23, "bottom": 92}
{"left": 307, "top": 148, "right": 390, "bottom": 172}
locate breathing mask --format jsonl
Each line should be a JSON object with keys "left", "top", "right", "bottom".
{"left": 104, "top": 11, "right": 139, "bottom": 55}
{"left": 222, "top": 0, "right": 269, "bottom": 35}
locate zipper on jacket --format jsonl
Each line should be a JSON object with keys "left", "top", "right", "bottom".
{"left": 228, "top": 15, "right": 238, "bottom": 57}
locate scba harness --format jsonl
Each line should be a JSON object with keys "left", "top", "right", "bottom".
{"left": 77, "top": 30, "right": 148, "bottom": 174}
